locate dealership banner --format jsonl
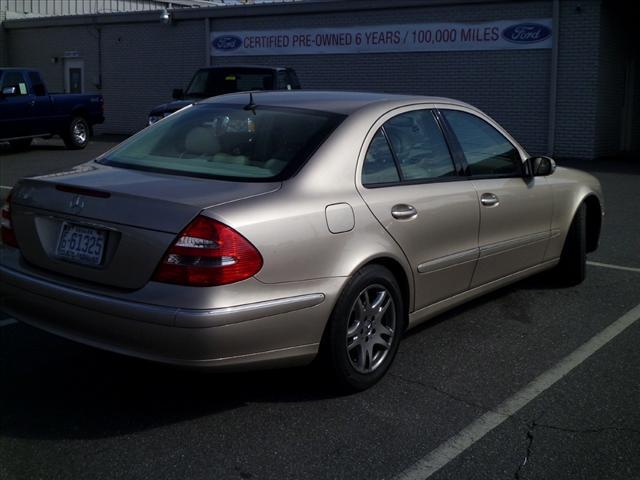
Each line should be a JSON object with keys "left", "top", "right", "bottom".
{"left": 210, "top": 19, "right": 552, "bottom": 57}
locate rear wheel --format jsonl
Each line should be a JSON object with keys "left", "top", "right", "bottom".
{"left": 556, "top": 202, "right": 587, "bottom": 285}
{"left": 323, "top": 265, "right": 404, "bottom": 392}
{"left": 63, "top": 117, "right": 90, "bottom": 149}
{"left": 8, "top": 138, "right": 32, "bottom": 150}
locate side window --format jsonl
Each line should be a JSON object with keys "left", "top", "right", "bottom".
{"left": 362, "top": 129, "right": 400, "bottom": 185}
{"left": 1, "top": 71, "right": 29, "bottom": 96}
{"left": 384, "top": 110, "right": 456, "bottom": 181}
{"left": 277, "top": 72, "right": 291, "bottom": 90}
{"left": 285, "top": 70, "right": 301, "bottom": 90}
{"left": 442, "top": 110, "right": 521, "bottom": 176}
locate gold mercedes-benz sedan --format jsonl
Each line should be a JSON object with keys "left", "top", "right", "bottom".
{"left": 0, "top": 91, "right": 603, "bottom": 390}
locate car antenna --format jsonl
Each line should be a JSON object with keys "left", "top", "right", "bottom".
{"left": 243, "top": 92, "right": 257, "bottom": 115}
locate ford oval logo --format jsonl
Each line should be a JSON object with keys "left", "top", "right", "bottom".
{"left": 502, "top": 23, "right": 551, "bottom": 44}
{"left": 212, "top": 35, "right": 243, "bottom": 51}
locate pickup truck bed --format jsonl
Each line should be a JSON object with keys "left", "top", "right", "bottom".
{"left": 0, "top": 68, "right": 104, "bottom": 149}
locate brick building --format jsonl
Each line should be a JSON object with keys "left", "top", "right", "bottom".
{"left": 0, "top": 0, "right": 637, "bottom": 159}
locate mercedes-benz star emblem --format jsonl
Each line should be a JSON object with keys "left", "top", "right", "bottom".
{"left": 69, "top": 195, "right": 85, "bottom": 213}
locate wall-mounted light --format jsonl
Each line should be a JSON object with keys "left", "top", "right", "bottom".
{"left": 160, "top": 9, "right": 172, "bottom": 25}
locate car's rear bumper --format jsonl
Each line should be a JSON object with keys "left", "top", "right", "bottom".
{"left": 0, "top": 253, "right": 339, "bottom": 369}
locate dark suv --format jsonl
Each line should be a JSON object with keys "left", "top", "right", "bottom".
{"left": 148, "top": 66, "right": 301, "bottom": 126}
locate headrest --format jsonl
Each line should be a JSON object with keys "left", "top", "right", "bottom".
{"left": 184, "top": 127, "right": 220, "bottom": 155}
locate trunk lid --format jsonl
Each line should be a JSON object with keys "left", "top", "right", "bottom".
{"left": 10, "top": 162, "right": 280, "bottom": 289}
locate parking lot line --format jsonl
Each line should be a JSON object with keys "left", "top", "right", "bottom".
{"left": 0, "top": 185, "right": 12, "bottom": 190}
{"left": 587, "top": 261, "right": 640, "bottom": 273}
{"left": 394, "top": 301, "right": 640, "bottom": 480}
{"left": 0, "top": 319, "right": 18, "bottom": 328}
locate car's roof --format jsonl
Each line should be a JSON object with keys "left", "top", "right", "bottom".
{"left": 203, "top": 90, "right": 473, "bottom": 115}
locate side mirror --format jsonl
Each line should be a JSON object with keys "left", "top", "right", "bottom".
{"left": 524, "top": 156, "right": 556, "bottom": 178}
{"left": 172, "top": 88, "right": 184, "bottom": 100}
{"left": 532, "top": 156, "right": 556, "bottom": 176}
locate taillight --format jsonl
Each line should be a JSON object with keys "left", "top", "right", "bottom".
{"left": 153, "top": 215, "right": 263, "bottom": 287}
{"left": 1, "top": 191, "right": 19, "bottom": 248}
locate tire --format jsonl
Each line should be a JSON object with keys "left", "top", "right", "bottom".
{"left": 557, "top": 202, "right": 587, "bottom": 285}
{"left": 322, "top": 265, "right": 404, "bottom": 392}
{"left": 8, "top": 138, "right": 32, "bottom": 151}
{"left": 63, "top": 117, "right": 90, "bottom": 149}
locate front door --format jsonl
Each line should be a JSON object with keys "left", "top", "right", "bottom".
{"left": 0, "top": 70, "right": 34, "bottom": 139}
{"left": 357, "top": 108, "right": 480, "bottom": 310}
{"left": 439, "top": 108, "right": 552, "bottom": 287}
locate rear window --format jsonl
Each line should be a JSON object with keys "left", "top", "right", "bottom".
{"left": 99, "top": 104, "right": 344, "bottom": 181}
{"left": 186, "top": 69, "right": 277, "bottom": 97}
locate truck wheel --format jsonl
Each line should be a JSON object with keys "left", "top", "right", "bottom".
{"left": 8, "top": 138, "right": 32, "bottom": 151}
{"left": 64, "top": 117, "right": 90, "bottom": 149}
{"left": 322, "top": 265, "right": 404, "bottom": 392}
{"left": 556, "top": 202, "right": 587, "bottom": 285}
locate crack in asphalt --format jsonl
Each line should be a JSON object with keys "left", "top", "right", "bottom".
{"left": 514, "top": 418, "right": 540, "bottom": 480}
{"left": 534, "top": 422, "right": 640, "bottom": 436}
{"left": 390, "top": 372, "right": 640, "bottom": 480}
{"left": 513, "top": 415, "right": 640, "bottom": 479}
{"left": 388, "top": 372, "right": 494, "bottom": 414}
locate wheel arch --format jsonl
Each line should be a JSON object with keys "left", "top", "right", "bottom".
{"left": 69, "top": 107, "right": 91, "bottom": 132}
{"left": 583, "top": 194, "right": 602, "bottom": 253}
{"left": 346, "top": 255, "right": 413, "bottom": 332}
{"left": 70, "top": 106, "right": 88, "bottom": 119}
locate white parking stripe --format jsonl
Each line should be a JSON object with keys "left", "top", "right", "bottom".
{"left": 0, "top": 185, "right": 13, "bottom": 190}
{"left": 394, "top": 301, "right": 640, "bottom": 480}
{"left": 0, "top": 319, "right": 18, "bottom": 328}
{"left": 587, "top": 261, "right": 640, "bottom": 273}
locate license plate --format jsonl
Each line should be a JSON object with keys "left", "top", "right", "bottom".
{"left": 55, "top": 223, "right": 107, "bottom": 266}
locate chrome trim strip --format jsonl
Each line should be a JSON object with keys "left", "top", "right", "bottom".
{"left": 0, "top": 264, "right": 325, "bottom": 328}
{"left": 176, "top": 294, "right": 326, "bottom": 328}
{"left": 417, "top": 248, "right": 479, "bottom": 274}
{"left": 479, "top": 231, "right": 549, "bottom": 258}
{"left": 409, "top": 258, "right": 560, "bottom": 329}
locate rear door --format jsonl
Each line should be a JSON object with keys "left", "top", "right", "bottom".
{"left": 357, "top": 107, "right": 480, "bottom": 310}
{"left": 438, "top": 107, "right": 552, "bottom": 287}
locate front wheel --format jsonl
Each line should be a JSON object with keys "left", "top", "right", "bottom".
{"left": 63, "top": 117, "right": 90, "bottom": 149}
{"left": 323, "top": 265, "right": 404, "bottom": 392}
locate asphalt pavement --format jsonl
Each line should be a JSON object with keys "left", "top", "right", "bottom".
{"left": 1, "top": 139, "right": 639, "bottom": 480}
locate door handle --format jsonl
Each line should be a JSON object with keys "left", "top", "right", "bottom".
{"left": 480, "top": 193, "right": 500, "bottom": 207}
{"left": 391, "top": 204, "right": 417, "bottom": 220}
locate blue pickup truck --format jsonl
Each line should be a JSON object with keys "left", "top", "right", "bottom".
{"left": 0, "top": 68, "right": 104, "bottom": 150}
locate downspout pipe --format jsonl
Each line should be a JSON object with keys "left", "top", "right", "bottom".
{"left": 547, "top": 0, "right": 560, "bottom": 155}
{"left": 204, "top": 17, "right": 211, "bottom": 66}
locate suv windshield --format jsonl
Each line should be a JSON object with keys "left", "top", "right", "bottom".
{"left": 185, "top": 69, "right": 278, "bottom": 98}
{"left": 99, "top": 104, "right": 344, "bottom": 181}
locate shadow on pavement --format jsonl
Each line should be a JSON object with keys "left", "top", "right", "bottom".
{"left": 0, "top": 328, "right": 340, "bottom": 441}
